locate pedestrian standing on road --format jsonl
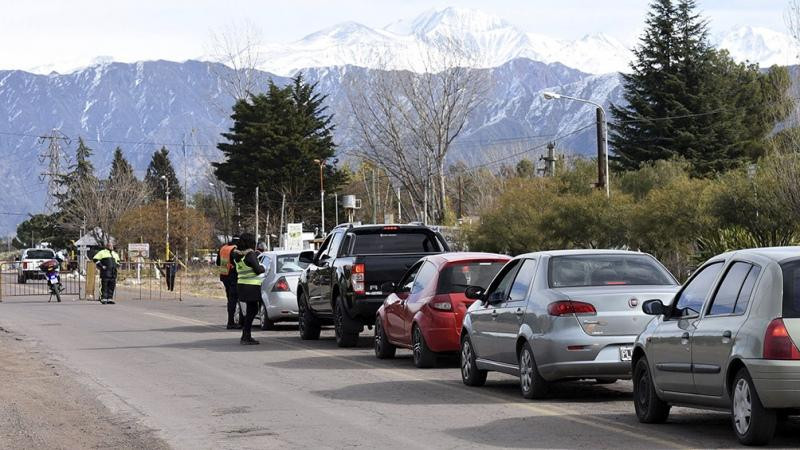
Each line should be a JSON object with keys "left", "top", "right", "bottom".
{"left": 93, "top": 241, "right": 120, "bottom": 305}
{"left": 216, "top": 236, "right": 240, "bottom": 329}
{"left": 163, "top": 255, "right": 179, "bottom": 292}
{"left": 232, "top": 233, "right": 264, "bottom": 345}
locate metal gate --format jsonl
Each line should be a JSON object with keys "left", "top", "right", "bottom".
{"left": 0, "top": 261, "right": 82, "bottom": 301}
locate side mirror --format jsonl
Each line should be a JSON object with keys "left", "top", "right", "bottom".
{"left": 642, "top": 299, "right": 666, "bottom": 316}
{"left": 381, "top": 281, "right": 396, "bottom": 295}
{"left": 298, "top": 250, "right": 315, "bottom": 264}
{"left": 464, "top": 286, "right": 484, "bottom": 300}
{"left": 487, "top": 291, "right": 506, "bottom": 305}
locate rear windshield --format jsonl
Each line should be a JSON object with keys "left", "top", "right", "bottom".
{"left": 25, "top": 249, "right": 55, "bottom": 259}
{"left": 437, "top": 261, "right": 507, "bottom": 294}
{"left": 549, "top": 254, "right": 675, "bottom": 288}
{"left": 276, "top": 254, "right": 308, "bottom": 273}
{"left": 781, "top": 260, "right": 800, "bottom": 318}
{"left": 351, "top": 229, "right": 445, "bottom": 254}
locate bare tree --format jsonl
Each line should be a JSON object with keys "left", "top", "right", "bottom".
{"left": 347, "top": 37, "right": 488, "bottom": 224}
{"left": 207, "top": 20, "right": 265, "bottom": 102}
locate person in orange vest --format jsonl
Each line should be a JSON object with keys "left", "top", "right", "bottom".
{"left": 216, "top": 236, "right": 240, "bottom": 329}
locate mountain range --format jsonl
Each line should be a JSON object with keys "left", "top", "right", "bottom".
{"left": 0, "top": 7, "right": 797, "bottom": 234}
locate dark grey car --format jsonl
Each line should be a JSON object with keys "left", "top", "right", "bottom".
{"left": 633, "top": 247, "right": 800, "bottom": 446}
{"left": 460, "top": 250, "right": 678, "bottom": 399}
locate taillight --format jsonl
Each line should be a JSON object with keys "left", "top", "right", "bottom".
{"left": 763, "top": 318, "right": 800, "bottom": 360}
{"left": 272, "top": 277, "right": 290, "bottom": 292}
{"left": 547, "top": 300, "right": 596, "bottom": 316}
{"left": 351, "top": 263, "right": 365, "bottom": 295}
{"left": 431, "top": 301, "right": 453, "bottom": 311}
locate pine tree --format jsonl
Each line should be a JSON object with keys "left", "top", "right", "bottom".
{"left": 109, "top": 146, "right": 135, "bottom": 181}
{"left": 610, "top": 0, "right": 792, "bottom": 176}
{"left": 145, "top": 146, "right": 183, "bottom": 201}
{"left": 55, "top": 137, "right": 97, "bottom": 211}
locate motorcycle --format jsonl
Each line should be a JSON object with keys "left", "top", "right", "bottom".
{"left": 39, "top": 251, "right": 65, "bottom": 303}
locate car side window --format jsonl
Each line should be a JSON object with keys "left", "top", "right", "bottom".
{"left": 484, "top": 260, "right": 521, "bottom": 302}
{"left": 327, "top": 231, "right": 344, "bottom": 259}
{"left": 508, "top": 259, "right": 537, "bottom": 303}
{"left": 733, "top": 265, "right": 761, "bottom": 315}
{"left": 411, "top": 262, "right": 437, "bottom": 295}
{"left": 671, "top": 262, "right": 723, "bottom": 319}
{"left": 398, "top": 262, "right": 423, "bottom": 293}
{"left": 315, "top": 235, "right": 333, "bottom": 261}
{"left": 707, "top": 262, "right": 752, "bottom": 316}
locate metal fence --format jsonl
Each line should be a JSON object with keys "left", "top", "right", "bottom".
{"left": 0, "top": 260, "right": 82, "bottom": 301}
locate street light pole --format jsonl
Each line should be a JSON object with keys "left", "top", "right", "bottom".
{"left": 313, "top": 159, "right": 325, "bottom": 234}
{"left": 543, "top": 92, "right": 610, "bottom": 197}
{"left": 161, "top": 175, "right": 170, "bottom": 259}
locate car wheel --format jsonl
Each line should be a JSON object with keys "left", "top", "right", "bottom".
{"left": 334, "top": 296, "right": 359, "bottom": 348}
{"left": 298, "top": 292, "right": 320, "bottom": 340}
{"left": 260, "top": 304, "right": 276, "bottom": 330}
{"left": 233, "top": 302, "right": 244, "bottom": 327}
{"left": 633, "top": 357, "right": 670, "bottom": 423}
{"left": 374, "top": 317, "right": 396, "bottom": 359}
{"left": 412, "top": 325, "right": 436, "bottom": 368}
{"left": 460, "top": 334, "right": 487, "bottom": 387}
{"left": 519, "top": 342, "right": 548, "bottom": 399}
{"left": 732, "top": 368, "right": 776, "bottom": 446}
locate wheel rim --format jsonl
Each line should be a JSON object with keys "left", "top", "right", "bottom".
{"left": 733, "top": 378, "right": 752, "bottom": 435}
{"left": 520, "top": 349, "right": 533, "bottom": 393}
{"left": 298, "top": 299, "right": 306, "bottom": 334}
{"left": 636, "top": 368, "right": 650, "bottom": 411}
{"left": 461, "top": 340, "right": 472, "bottom": 380}
{"left": 413, "top": 328, "right": 422, "bottom": 363}
{"left": 374, "top": 321, "right": 383, "bottom": 353}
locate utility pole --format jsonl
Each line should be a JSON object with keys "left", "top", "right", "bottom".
{"left": 182, "top": 133, "right": 189, "bottom": 264}
{"left": 457, "top": 175, "right": 463, "bottom": 219}
{"left": 279, "top": 193, "right": 286, "bottom": 247}
{"left": 38, "top": 129, "right": 70, "bottom": 212}
{"left": 334, "top": 192, "right": 339, "bottom": 226}
{"left": 396, "top": 187, "right": 401, "bottom": 223}
{"left": 161, "top": 175, "right": 170, "bottom": 259}
{"left": 313, "top": 159, "right": 325, "bottom": 234}
{"left": 371, "top": 169, "right": 377, "bottom": 224}
{"left": 255, "top": 186, "right": 259, "bottom": 243}
{"left": 540, "top": 142, "right": 557, "bottom": 177}
{"left": 596, "top": 108, "right": 608, "bottom": 195}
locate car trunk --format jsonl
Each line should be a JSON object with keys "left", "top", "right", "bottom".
{"left": 284, "top": 274, "right": 300, "bottom": 294}
{"left": 553, "top": 285, "right": 678, "bottom": 336}
{"left": 358, "top": 254, "right": 430, "bottom": 296}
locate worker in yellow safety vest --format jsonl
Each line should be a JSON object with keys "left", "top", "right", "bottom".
{"left": 93, "top": 241, "right": 121, "bottom": 304}
{"left": 216, "top": 236, "right": 240, "bottom": 329}
{"left": 232, "top": 233, "right": 265, "bottom": 345}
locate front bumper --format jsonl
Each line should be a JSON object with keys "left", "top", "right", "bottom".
{"left": 745, "top": 359, "right": 800, "bottom": 408}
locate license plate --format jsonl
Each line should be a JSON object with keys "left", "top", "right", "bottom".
{"left": 619, "top": 346, "right": 633, "bottom": 361}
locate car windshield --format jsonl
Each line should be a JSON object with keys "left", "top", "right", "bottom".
{"left": 437, "top": 261, "right": 507, "bottom": 294}
{"left": 275, "top": 254, "right": 308, "bottom": 273}
{"left": 351, "top": 229, "right": 444, "bottom": 254}
{"left": 781, "top": 260, "right": 800, "bottom": 318}
{"left": 548, "top": 254, "right": 675, "bottom": 288}
{"left": 26, "top": 249, "right": 55, "bottom": 259}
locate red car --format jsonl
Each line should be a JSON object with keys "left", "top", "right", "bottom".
{"left": 374, "top": 252, "right": 510, "bottom": 368}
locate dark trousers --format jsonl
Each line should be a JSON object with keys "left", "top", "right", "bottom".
{"left": 101, "top": 277, "right": 116, "bottom": 300}
{"left": 238, "top": 284, "right": 261, "bottom": 340}
{"left": 221, "top": 276, "right": 238, "bottom": 325}
{"left": 165, "top": 264, "right": 176, "bottom": 291}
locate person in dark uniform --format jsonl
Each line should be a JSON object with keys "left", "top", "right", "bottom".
{"left": 93, "top": 241, "right": 120, "bottom": 304}
{"left": 216, "top": 236, "right": 240, "bottom": 329}
{"left": 231, "top": 233, "right": 264, "bottom": 345}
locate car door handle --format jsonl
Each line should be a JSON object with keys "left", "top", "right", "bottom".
{"left": 515, "top": 308, "right": 524, "bottom": 316}
{"left": 681, "top": 332, "right": 690, "bottom": 340}
{"left": 491, "top": 310, "right": 498, "bottom": 318}
{"left": 722, "top": 330, "right": 732, "bottom": 339}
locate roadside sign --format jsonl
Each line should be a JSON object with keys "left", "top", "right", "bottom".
{"left": 286, "top": 224, "right": 303, "bottom": 251}
{"left": 128, "top": 243, "right": 150, "bottom": 259}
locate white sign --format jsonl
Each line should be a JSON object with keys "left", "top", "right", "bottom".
{"left": 286, "top": 224, "right": 303, "bottom": 251}
{"left": 128, "top": 243, "right": 150, "bottom": 259}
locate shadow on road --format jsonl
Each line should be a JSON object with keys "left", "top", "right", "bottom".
{"left": 313, "top": 379, "right": 504, "bottom": 405}
{"left": 80, "top": 337, "right": 294, "bottom": 353}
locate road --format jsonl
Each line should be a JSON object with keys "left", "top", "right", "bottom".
{"left": 1, "top": 283, "right": 798, "bottom": 449}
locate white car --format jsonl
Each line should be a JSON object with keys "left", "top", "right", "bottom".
{"left": 17, "top": 248, "right": 56, "bottom": 284}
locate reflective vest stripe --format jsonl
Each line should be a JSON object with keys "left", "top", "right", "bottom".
{"left": 235, "top": 251, "right": 261, "bottom": 286}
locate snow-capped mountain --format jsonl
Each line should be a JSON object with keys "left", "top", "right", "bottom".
{"left": 716, "top": 25, "right": 797, "bottom": 67}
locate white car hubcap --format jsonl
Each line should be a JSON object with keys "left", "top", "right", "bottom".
{"left": 461, "top": 343, "right": 472, "bottom": 379}
{"left": 733, "top": 378, "right": 752, "bottom": 435}
{"left": 520, "top": 350, "right": 532, "bottom": 392}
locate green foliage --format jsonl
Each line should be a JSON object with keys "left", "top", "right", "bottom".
{"left": 619, "top": 158, "right": 691, "bottom": 200}
{"left": 694, "top": 228, "right": 762, "bottom": 267}
{"left": 109, "top": 147, "right": 135, "bottom": 181}
{"left": 610, "top": 0, "right": 793, "bottom": 176}
{"left": 15, "top": 214, "right": 68, "bottom": 249}
{"left": 56, "top": 137, "right": 96, "bottom": 211}
{"left": 515, "top": 159, "right": 536, "bottom": 178}
{"left": 214, "top": 73, "right": 346, "bottom": 227}
{"left": 145, "top": 146, "right": 183, "bottom": 202}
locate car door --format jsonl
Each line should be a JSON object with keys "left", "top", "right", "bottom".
{"left": 403, "top": 261, "right": 438, "bottom": 343}
{"left": 692, "top": 261, "right": 761, "bottom": 397}
{"left": 648, "top": 261, "right": 724, "bottom": 394}
{"left": 385, "top": 262, "right": 421, "bottom": 342}
{"left": 307, "top": 234, "right": 333, "bottom": 311}
{"left": 317, "top": 231, "right": 345, "bottom": 313}
{"left": 495, "top": 258, "right": 538, "bottom": 365}
{"left": 470, "top": 260, "right": 521, "bottom": 363}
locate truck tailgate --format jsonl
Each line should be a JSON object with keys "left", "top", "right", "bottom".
{"left": 358, "top": 254, "right": 430, "bottom": 296}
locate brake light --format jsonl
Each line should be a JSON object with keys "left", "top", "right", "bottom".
{"left": 383, "top": 226, "right": 398, "bottom": 231}
{"left": 352, "top": 263, "right": 365, "bottom": 295}
{"left": 547, "top": 300, "right": 597, "bottom": 316}
{"left": 272, "top": 277, "right": 290, "bottom": 292}
{"left": 431, "top": 301, "right": 453, "bottom": 311}
{"left": 763, "top": 318, "right": 800, "bottom": 360}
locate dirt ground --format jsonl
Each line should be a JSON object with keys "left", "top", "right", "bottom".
{"left": 0, "top": 326, "right": 168, "bottom": 450}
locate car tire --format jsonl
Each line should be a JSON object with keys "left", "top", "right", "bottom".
{"left": 233, "top": 302, "right": 244, "bottom": 327}
{"left": 334, "top": 296, "right": 359, "bottom": 348}
{"left": 298, "top": 292, "right": 321, "bottom": 340}
{"left": 374, "top": 316, "right": 396, "bottom": 359}
{"left": 460, "top": 334, "right": 487, "bottom": 387}
{"left": 732, "top": 368, "right": 776, "bottom": 446}
{"left": 519, "top": 342, "right": 548, "bottom": 399}
{"left": 260, "top": 304, "right": 276, "bottom": 330}
{"left": 633, "top": 357, "right": 670, "bottom": 423}
{"left": 412, "top": 325, "right": 436, "bottom": 368}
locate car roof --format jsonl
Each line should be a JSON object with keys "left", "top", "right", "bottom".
{"left": 427, "top": 252, "right": 511, "bottom": 264}
{"left": 262, "top": 250, "right": 300, "bottom": 256}
{"left": 515, "top": 249, "right": 651, "bottom": 259}
{"left": 714, "top": 246, "right": 800, "bottom": 264}
{"left": 333, "top": 224, "right": 434, "bottom": 232}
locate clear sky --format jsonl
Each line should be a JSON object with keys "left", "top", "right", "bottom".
{"left": 0, "top": 0, "right": 790, "bottom": 72}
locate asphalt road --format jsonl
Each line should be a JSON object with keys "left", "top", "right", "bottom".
{"left": 1, "top": 280, "right": 799, "bottom": 449}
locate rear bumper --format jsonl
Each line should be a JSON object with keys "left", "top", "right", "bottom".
{"left": 264, "top": 292, "right": 298, "bottom": 321}
{"left": 349, "top": 295, "right": 385, "bottom": 325}
{"left": 534, "top": 334, "right": 636, "bottom": 381}
{"left": 744, "top": 359, "right": 800, "bottom": 409}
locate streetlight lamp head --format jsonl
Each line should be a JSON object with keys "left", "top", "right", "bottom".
{"left": 313, "top": 159, "right": 321, "bottom": 164}
{"left": 543, "top": 92, "right": 561, "bottom": 100}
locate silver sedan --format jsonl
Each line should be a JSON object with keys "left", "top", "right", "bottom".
{"left": 460, "top": 250, "right": 679, "bottom": 399}
{"left": 256, "top": 251, "right": 308, "bottom": 330}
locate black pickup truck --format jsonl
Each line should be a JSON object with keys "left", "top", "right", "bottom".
{"left": 297, "top": 224, "right": 450, "bottom": 347}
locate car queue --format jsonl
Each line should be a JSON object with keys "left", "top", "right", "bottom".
{"left": 234, "top": 224, "right": 800, "bottom": 446}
